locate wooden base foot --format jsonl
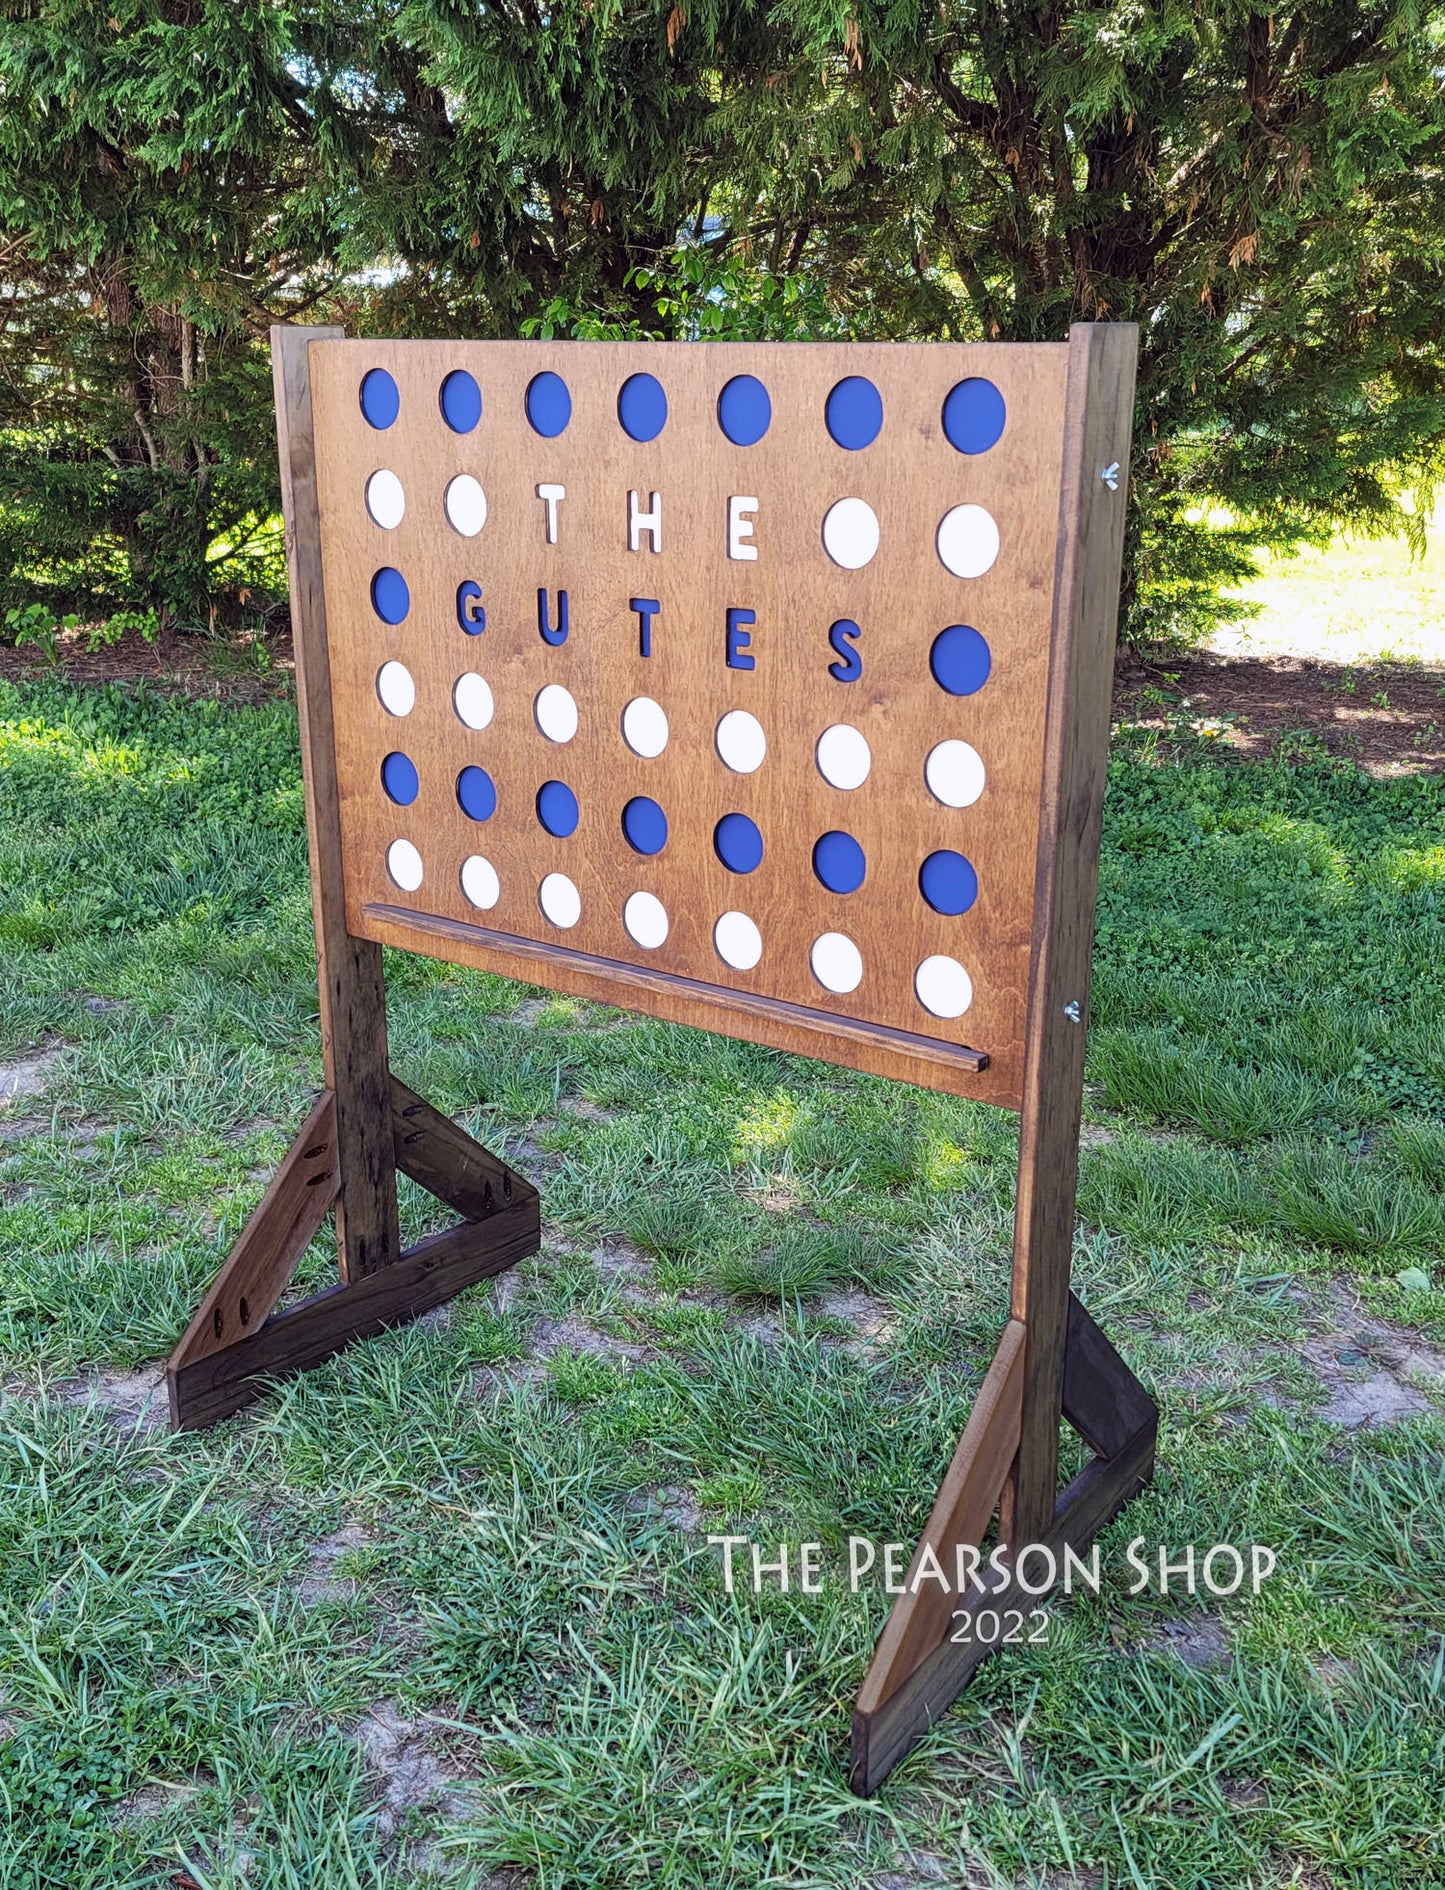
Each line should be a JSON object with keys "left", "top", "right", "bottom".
{"left": 849, "top": 1295, "right": 1157, "bottom": 1795}
{"left": 166, "top": 1079, "right": 540, "bottom": 1430}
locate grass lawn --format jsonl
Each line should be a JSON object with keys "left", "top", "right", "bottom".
{"left": 0, "top": 675, "right": 1443, "bottom": 1888}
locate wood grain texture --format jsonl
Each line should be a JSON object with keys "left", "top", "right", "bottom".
{"left": 168, "top": 1090, "right": 339, "bottom": 1370}
{"left": 167, "top": 1193, "right": 540, "bottom": 1430}
{"left": 851, "top": 1412, "right": 1157, "bottom": 1795}
{"left": 390, "top": 1074, "right": 539, "bottom": 1218}
{"left": 855, "top": 1319, "right": 1024, "bottom": 1718}
{"left": 1005, "top": 324, "right": 1140, "bottom": 1542}
{"left": 306, "top": 339, "right": 1078, "bottom": 1108}
{"left": 273, "top": 325, "right": 400, "bottom": 1280}
{"left": 1062, "top": 1291, "right": 1157, "bottom": 1461}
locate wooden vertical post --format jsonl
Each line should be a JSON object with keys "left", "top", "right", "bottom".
{"left": 1004, "top": 323, "right": 1140, "bottom": 1545}
{"left": 271, "top": 325, "right": 400, "bottom": 1281}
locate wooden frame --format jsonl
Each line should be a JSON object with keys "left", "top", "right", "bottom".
{"left": 166, "top": 322, "right": 1154, "bottom": 1796}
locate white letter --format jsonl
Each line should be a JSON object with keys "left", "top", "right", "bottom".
{"left": 1203, "top": 1545, "right": 1244, "bottom": 1595}
{"left": 883, "top": 1544, "right": 908, "bottom": 1594}
{"left": 910, "top": 1542, "right": 950, "bottom": 1594}
{"left": 800, "top": 1543, "right": 823, "bottom": 1594}
{"left": 728, "top": 495, "right": 758, "bottom": 561}
{"left": 1062, "top": 1544, "right": 1102, "bottom": 1595}
{"left": 849, "top": 1537, "right": 876, "bottom": 1590}
{"left": 1125, "top": 1536, "right": 1150, "bottom": 1594}
{"left": 708, "top": 1535, "right": 747, "bottom": 1593}
{"left": 537, "top": 482, "right": 565, "bottom": 543}
{"left": 986, "top": 1542, "right": 1012, "bottom": 1586}
{"left": 629, "top": 489, "right": 662, "bottom": 553}
{"left": 1015, "top": 1545, "right": 1057, "bottom": 1596}
{"left": 1159, "top": 1543, "right": 1197, "bottom": 1595}
{"left": 1251, "top": 1545, "right": 1278, "bottom": 1593}
{"left": 955, "top": 1543, "right": 983, "bottom": 1594}
{"left": 752, "top": 1541, "right": 789, "bottom": 1593}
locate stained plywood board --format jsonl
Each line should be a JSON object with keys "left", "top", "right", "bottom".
{"left": 307, "top": 341, "right": 1076, "bottom": 1106}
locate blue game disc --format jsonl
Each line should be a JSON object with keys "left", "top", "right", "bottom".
{"left": 622, "top": 795, "right": 668, "bottom": 855}
{"left": 526, "top": 371, "right": 572, "bottom": 438}
{"left": 359, "top": 368, "right": 399, "bottom": 430}
{"left": 537, "top": 779, "right": 579, "bottom": 837}
{"left": 920, "top": 850, "right": 979, "bottom": 915}
{"left": 714, "top": 812, "right": 764, "bottom": 874}
{"left": 825, "top": 377, "right": 883, "bottom": 451}
{"left": 370, "top": 566, "right": 410, "bottom": 625}
{"left": 812, "top": 830, "right": 867, "bottom": 894}
{"left": 618, "top": 374, "right": 668, "bottom": 442}
{"left": 381, "top": 751, "right": 419, "bottom": 806}
{"left": 942, "top": 378, "right": 1006, "bottom": 454}
{"left": 456, "top": 765, "right": 497, "bottom": 822}
{"left": 440, "top": 369, "right": 482, "bottom": 434}
{"left": 929, "top": 624, "right": 992, "bottom": 696}
{"left": 717, "top": 376, "right": 771, "bottom": 446}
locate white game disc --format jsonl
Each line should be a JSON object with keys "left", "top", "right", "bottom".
{"left": 936, "top": 504, "right": 999, "bottom": 578}
{"left": 621, "top": 696, "right": 669, "bottom": 758}
{"left": 460, "top": 855, "right": 500, "bottom": 910}
{"left": 821, "top": 497, "right": 880, "bottom": 570}
{"left": 534, "top": 683, "right": 578, "bottom": 743}
{"left": 714, "top": 910, "right": 762, "bottom": 971}
{"left": 924, "top": 739, "right": 986, "bottom": 808}
{"left": 365, "top": 469, "right": 405, "bottom": 530}
{"left": 810, "top": 932, "right": 863, "bottom": 993}
{"left": 816, "top": 723, "right": 872, "bottom": 790}
{"left": 915, "top": 954, "right": 974, "bottom": 1018}
{"left": 623, "top": 890, "right": 669, "bottom": 949}
{"left": 444, "top": 473, "right": 487, "bottom": 537}
{"left": 453, "top": 672, "right": 494, "bottom": 730}
{"left": 375, "top": 660, "right": 415, "bottom": 717}
{"left": 539, "top": 871, "right": 581, "bottom": 929}
{"left": 715, "top": 709, "right": 767, "bottom": 774}
{"left": 386, "top": 839, "right": 423, "bottom": 892}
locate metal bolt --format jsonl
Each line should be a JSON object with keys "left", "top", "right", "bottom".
{"left": 1101, "top": 462, "right": 1120, "bottom": 491}
{"left": 1064, "top": 1000, "right": 1082, "bottom": 1023}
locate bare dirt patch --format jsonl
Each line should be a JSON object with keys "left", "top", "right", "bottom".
{"left": 297, "top": 1521, "right": 376, "bottom": 1606}
{"left": 0, "top": 1043, "right": 66, "bottom": 1111}
{"left": 1115, "top": 651, "right": 1445, "bottom": 776}
{"left": 0, "top": 622, "right": 295, "bottom": 705}
{"left": 1148, "top": 1613, "right": 1231, "bottom": 1668}
{"left": 354, "top": 1702, "right": 473, "bottom": 1830}
{"left": 62, "top": 1364, "right": 168, "bottom": 1430}
{"left": 1299, "top": 1282, "right": 1445, "bottom": 1429}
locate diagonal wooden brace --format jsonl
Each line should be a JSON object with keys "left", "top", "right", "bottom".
{"left": 850, "top": 1295, "right": 1156, "bottom": 1795}
{"left": 166, "top": 1078, "right": 539, "bottom": 1430}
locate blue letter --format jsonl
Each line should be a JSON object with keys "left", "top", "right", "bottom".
{"left": 457, "top": 580, "right": 485, "bottom": 634}
{"left": 632, "top": 597, "right": 660, "bottom": 658}
{"left": 828, "top": 617, "right": 862, "bottom": 682}
{"left": 726, "top": 606, "right": 756, "bottom": 672}
{"left": 539, "top": 588, "right": 569, "bottom": 646}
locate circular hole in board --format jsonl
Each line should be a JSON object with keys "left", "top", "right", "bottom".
{"left": 925, "top": 738, "right": 985, "bottom": 806}
{"left": 821, "top": 497, "right": 880, "bottom": 570}
{"left": 386, "top": 838, "right": 423, "bottom": 891}
{"left": 456, "top": 765, "right": 497, "bottom": 822}
{"left": 440, "top": 369, "right": 482, "bottom": 434}
{"left": 539, "top": 871, "right": 581, "bottom": 928}
{"left": 460, "top": 854, "right": 500, "bottom": 909}
{"left": 915, "top": 954, "right": 974, "bottom": 1018}
{"left": 445, "top": 474, "right": 487, "bottom": 537}
{"left": 825, "top": 377, "right": 883, "bottom": 450}
{"left": 453, "top": 672, "right": 494, "bottom": 730}
{"left": 717, "top": 375, "right": 771, "bottom": 446}
{"left": 360, "top": 368, "right": 399, "bottom": 430}
{"left": 376, "top": 661, "right": 415, "bottom": 717}
{"left": 365, "top": 469, "right": 405, "bottom": 529}
{"left": 618, "top": 373, "right": 668, "bottom": 442}
{"left": 936, "top": 504, "right": 1000, "bottom": 579}
{"left": 622, "top": 696, "right": 669, "bottom": 758}
{"left": 929, "top": 625, "right": 992, "bottom": 697}
{"left": 623, "top": 890, "right": 669, "bottom": 948}
{"left": 919, "top": 850, "right": 979, "bottom": 916}
{"left": 714, "top": 910, "right": 762, "bottom": 971}
{"left": 534, "top": 682, "right": 578, "bottom": 743}
{"left": 815, "top": 723, "right": 871, "bottom": 790}
{"left": 715, "top": 709, "right": 766, "bottom": 774}
{"left": 810, "top": 932, "right": 863, "bottom": 994}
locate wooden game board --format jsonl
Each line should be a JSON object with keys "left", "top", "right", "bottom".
{"left": 166, "top": 324, "right": 1157, "bottom": 1795}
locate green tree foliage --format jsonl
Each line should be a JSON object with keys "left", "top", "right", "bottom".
{"left": 1, "top": 0, "right": 1442, "bottom": 641}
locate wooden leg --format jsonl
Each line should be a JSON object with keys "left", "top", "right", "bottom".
{"left": 849, "top": 1294, "right": 1156, "bottom": 1796}
{"left": 165, "top": 1077, "right": 540, "bottom": 1430}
